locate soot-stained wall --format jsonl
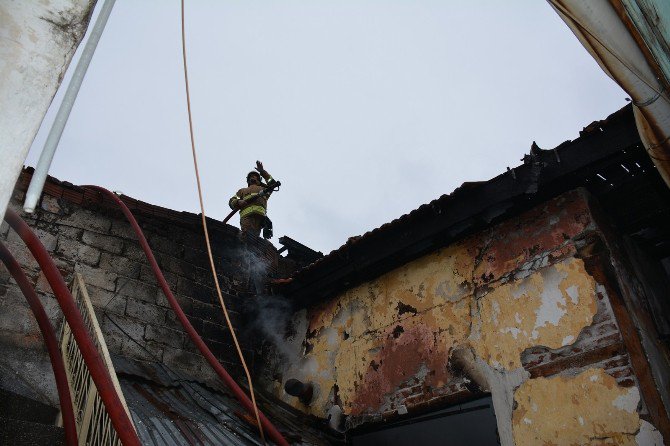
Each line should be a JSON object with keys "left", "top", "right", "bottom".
{"left": 0, "top": 172, "right": 278, "bottom": 405}
{"left": 272, "top": 188, "right": 667, "bottom": 445}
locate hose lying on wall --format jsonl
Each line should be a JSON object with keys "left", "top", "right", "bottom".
{"left": 0, "top": 242, "right": 78, "bottom": 446}
{"left": 84, "top": 186, "right": 290, "bottom": 446}
{"left": 3, "top": 209, "right": 141, "bottom": 446}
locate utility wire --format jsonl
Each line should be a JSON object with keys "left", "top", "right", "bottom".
{"left": 179, "top": 2, "right": 265, "bottom": 443}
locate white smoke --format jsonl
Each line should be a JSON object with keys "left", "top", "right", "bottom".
{"left": 228, "top": 245, "right": 301, "bottom": 363}
{"left": 247, "top": 294, "right": 300, "bottom": 363}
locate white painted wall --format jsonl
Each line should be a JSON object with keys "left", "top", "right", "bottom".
{"left": 0, "top": 0, "right": 95, "bottom": 219}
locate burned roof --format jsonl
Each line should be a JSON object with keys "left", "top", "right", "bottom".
{"left": 278, "top": 104, "right": 670, "bottom": 305}
{"left": 113, "top": 356, "right": 336, "bottom": 445}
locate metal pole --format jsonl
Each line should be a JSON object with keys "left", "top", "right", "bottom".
{"left": 23, "top": 0, "right": 117, "bottom": 213}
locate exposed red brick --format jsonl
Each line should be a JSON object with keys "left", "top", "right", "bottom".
{"left": 350, "top": 323, "right": 450, "bottom": 416}
{"left": 474, "top": 190, "right": 591, "bottom": 285}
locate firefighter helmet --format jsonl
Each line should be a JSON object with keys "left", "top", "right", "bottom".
{"left": 246, "top": 171, "right": 261, "bottom": 182}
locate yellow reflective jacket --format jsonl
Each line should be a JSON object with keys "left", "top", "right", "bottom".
{"left": 229, "top": 172, "right": 273, "bottom": 218}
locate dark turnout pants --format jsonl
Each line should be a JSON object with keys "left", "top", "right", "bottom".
{"left": 240, "top": 214, "right": 264, "bottom": 237}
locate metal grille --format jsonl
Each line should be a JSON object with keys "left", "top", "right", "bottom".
{"left": 60, "top": 273, "right": 133, "bottom": 446}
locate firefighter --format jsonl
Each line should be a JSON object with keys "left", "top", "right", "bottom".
{"left": 229, "top": 161, "right": 274, "bottom": 237}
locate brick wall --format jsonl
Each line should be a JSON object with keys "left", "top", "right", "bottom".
{"left": 0, "top": 171, "right": 282, "bottom": 404}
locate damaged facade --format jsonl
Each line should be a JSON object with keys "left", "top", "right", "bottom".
{"left": 2, "top": 1, "right": 670, "bottom": 444}
{"left": 274, "top": 190, "right": 649, "bottom": 444}
{"left": 267, "top": 105, "right": 670, "bottom": 445}
{"left": 0, "top": 171, "right": 330, "bottom": 444}
{"left": 0, "top": 105, "right": 668, "bottom": 445}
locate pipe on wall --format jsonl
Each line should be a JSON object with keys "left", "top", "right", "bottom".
{"left": 0, "top": 242, "right": 78, "bottom": 446}
{"left": 23, "top": 0, "right": 117, "bottom": 214}
{"left": 84, "top": 185, "right": 290, "bottom": 446}
{"left": 549, "top": 0, "right": 670, "bottom": 188}
{"left": 3, "top": 209, "right": 141, "bottom": 446}
{"left": 0, "top": 1, "right": 95, "bottom": 224}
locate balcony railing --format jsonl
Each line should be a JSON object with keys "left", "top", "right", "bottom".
{"left": 59, "top": 272, "right": 133, "bottom": 445}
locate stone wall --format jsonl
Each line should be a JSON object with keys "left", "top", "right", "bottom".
{"left": 271, "top": 188, "right": 666, "bottom": 445}
{"left": 0, "top": 171, "right": 279, "bottom": 405}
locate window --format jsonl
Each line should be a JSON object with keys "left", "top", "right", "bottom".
{"left": 351, "top": 396, "right": 499, "bottom": 446}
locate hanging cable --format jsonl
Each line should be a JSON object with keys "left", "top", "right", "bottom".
{"left": 179, "top": 1, "right": 266, "bottom": 443}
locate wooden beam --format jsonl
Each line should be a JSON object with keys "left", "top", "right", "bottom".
{"left": 525, "top": 341, "right": 627, "bottom": 380}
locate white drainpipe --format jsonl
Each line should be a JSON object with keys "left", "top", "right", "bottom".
{"left": 549, "top": 0, "right": 670, "bottom": 188}
{"left": 23, "top": 0, "right": 116, "bottom": 213}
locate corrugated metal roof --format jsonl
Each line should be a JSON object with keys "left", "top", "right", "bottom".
{"left": 280, "top": 108, "right": 630, "bottom": 282}
{"left": 123, "top": 379, "right": 264, "bottom": 446}
{"left": 277, "top": 179, "right": 486, "bottom": 282}
{"left": 113, "top": 357, "right": 335, "bottom": 446}
{"left": 276, "top": 104, "right": 670, "bottom": 304}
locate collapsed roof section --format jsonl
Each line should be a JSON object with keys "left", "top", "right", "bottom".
{"left": 278, "top": 104, "right": 670, "bottom": 305}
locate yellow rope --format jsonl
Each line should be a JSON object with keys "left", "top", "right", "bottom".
{"left": 179, "top": 2, "right": 266, "bottom": 443}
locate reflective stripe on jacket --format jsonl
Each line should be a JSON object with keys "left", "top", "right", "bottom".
{"left": 229, "top": 174, "right": 273, "bottom": 218}
{"left": 240, "top": 204, "right": 266, "bottom": 218}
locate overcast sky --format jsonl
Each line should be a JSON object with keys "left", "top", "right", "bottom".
{"left": 25, "top": 1, "right": 627, "bottom": 254}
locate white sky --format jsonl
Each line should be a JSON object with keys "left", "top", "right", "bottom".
{"left": 25, "top": 1, "right": 627, "bottom": 254}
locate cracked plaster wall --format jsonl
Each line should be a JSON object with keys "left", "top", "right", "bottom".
{"left": 471, "top": 257, "right": 597, "bottom": 370}
{"left": 513, "top": 368, "right": 641, "bottom": 445}
{"left": 274, "top": 189, "right": 664, "bottom": 445}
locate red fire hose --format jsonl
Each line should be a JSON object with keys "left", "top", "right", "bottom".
{"left": 0, "top": 242, "right": 78, "bottom": 446}
{"left": 222, "top": 208, "right": 237, "bottom": 225}
{"left": 84, "top": 185, "right": 289, "bottom": 446}
{"left": 3, "top": 209, "right": 141, "bottom": 446}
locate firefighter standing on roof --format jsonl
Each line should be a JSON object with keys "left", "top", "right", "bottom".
{"left": 229, "top": 161, "right": 273, "bottom": 237}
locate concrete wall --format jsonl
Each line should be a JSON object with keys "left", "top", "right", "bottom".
{"left": 0, "top": 172, "right": 278, "bottom": 406}
{"left": 272, "top": 189, "right": 666, "bottom": 445}
{"left": 0, "top": 0, "right": 95, "bottom": 219}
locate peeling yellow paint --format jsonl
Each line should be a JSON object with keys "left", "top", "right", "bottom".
{"left": 281, "top": 194, "right": 615, "bottom": 423}
{"left": 330, "top": 300, "right": 472, "bottom": 415}
{"left": 471, "top": 257, "right": 597, "bottom": 369}
{"left": 513, "top": 368, "right": 641, "bottom": 446}
{"left": 369, "top": 242, "right": 474, "bottom": 331}
{"left": 293, "top": 255, "right": 600, "bottom": 418}
{"left": 423, "top": 298, "right": 471, "bottom": 353}
{"left": 308, "top": 241, "right": 475, "bottom": 342}
{"left": 293, "top": 254, "right": 601, "bottom": 417}
{"left": 334, "top": 334, "right": 375, "bottom": 413}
